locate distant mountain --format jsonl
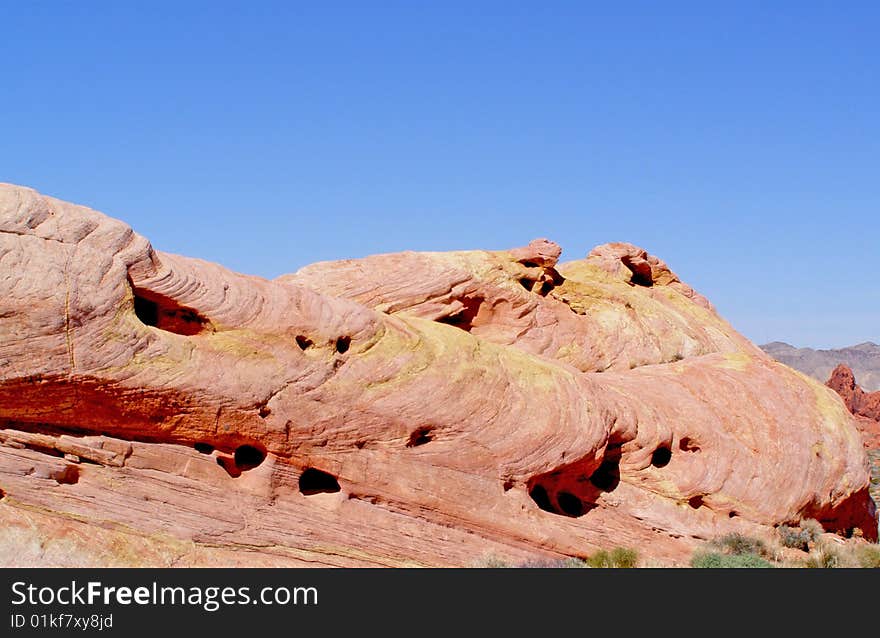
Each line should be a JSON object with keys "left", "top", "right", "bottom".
{"left": 760, "top": 341, "right": 880, "bottom": 392}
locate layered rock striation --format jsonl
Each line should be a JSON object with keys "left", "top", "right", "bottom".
{"left": 0, "top": 184, "right": 875, "bottom": 566}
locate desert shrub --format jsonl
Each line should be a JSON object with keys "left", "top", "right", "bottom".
{"left": 778, "top": 526, "right": 812, "bottom": 551}
{"left": 710, "top": 533, "right": 768, "bottom": 557}
{"left": 472, "top": 554, "right": 512, "bottom": 568}
{"left": 474, "top": 554, "right": 590, "bottom": 568}
{"left": 801, "top": 518, "right": 824, "bottom": 539}
{"left": 517, "top": 557, "right": 586, "bottom": 568}
{"left": 854, "top": 546, "right": 880, "bottom": 568}
{"left": 586, "top": 547, "right": 639, "bottom": 568}
{"left": 691, "top": 551, "right": 773, "bottom": 568}
{"left": 803, "top": 547, "right": 842, "bottom": 569}
{"left": 779, "top": 519, "right": 824, "bottom": 551}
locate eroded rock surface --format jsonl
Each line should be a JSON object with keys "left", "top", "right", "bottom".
{"left": 827, "top": 365, "right": 880, "bottom": 449}
{"left": 0, "top": 184, "right": 876, "bottom": 567}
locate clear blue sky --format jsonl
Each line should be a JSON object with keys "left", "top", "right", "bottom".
{"left": 1, "top": 2, "right": 877, "bottom": 348}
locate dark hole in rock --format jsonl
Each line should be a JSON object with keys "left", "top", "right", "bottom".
{"left": 52, "top": 465, "right": 79, "bottom": 485}
{"left": 194, "top": 442, "right": 214, "bottom": 454}
{"left": 234, "top": 445, "right": 266, "bottom": 471}
{"left": 538, "top": 281, "right": 554, "bottom": 296}
{"left": 0, "top": 488, "right": 5, "bottom": 499}
{"left": 529, "top": 484, "right": 555, "bottom": 513}
{"left": 688, "top": 495, "right": 704, "bottom": 509}
{"left": 503, "top": 479, "right": 514, "bottom": 492}
{"left": 729, "top": 511, "right": 738, "bottom": 518}
{"left": 299, "top": 468, "right": 341, "bottom": 495}
{"left": 520, "top": 260, "right": 540, "bottom": 268}
{"left": 589, "top": 460, "right": 620, "bottom": 491}
{"left": 651, "top": 446, "right": 672, "bottom": 468}
{"left": 295, "top": 335, "right": 313, "bottom": 350}
{"left": 335, "top": 336, "right": 351, "bottom": 354}
{"left": 131, "top": 286, "right": 210, "bottom": 336}
{"left": 589, "top": 444, "right": 622, "bottom": 492}
{"left": 629, "top": 271, "right": 653, "bottom": 287}
{"left": 621, "top": 256, "right": 654, "bottom": 287}
{"left": 355, "top": 440, "right": 366, "bottom": 449}
{"left": 436, "top": 296, "right": 484, "bottom": 332}
{"left": 679, "top": 437, "right": 700, "bottom": 452}
{"left": 133, "top": 295, "right": 158, "bottom": 326}
{"left": 519, "top": 278, "right": 536, "bottom": 293}
{"left": 258, "top": 406, "right": 271, "bottom": 418}
{"left": 557, "top": 491, "right": 584, "bottom": 517}
{"left": 406, "top": 426, "right": 434, "bottom": 447}
{"left": 547, "top": 268, "right": 565, "bottom": 285}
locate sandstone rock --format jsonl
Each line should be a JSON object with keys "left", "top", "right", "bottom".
{"left": 0, "top": 183, "right": 876, "bottom": 567}
{"left": 827, "top": 364, "right": 880, "bottom": 449}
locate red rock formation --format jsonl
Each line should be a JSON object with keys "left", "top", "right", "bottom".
{"left": 827, "top": 364, "right": 880, "bottom": 449}
{"left": 0, "top": 183, "right": 876, "bottom": 567}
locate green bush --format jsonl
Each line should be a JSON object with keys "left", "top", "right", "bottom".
{"left": 586, "top": 547, "right": 639, "bottom": 568}
{"left": 691, "top": 551, "right": 773, "bottom": 568}
{"left": 710, "top": 533, "right": 768, "bottom": 557}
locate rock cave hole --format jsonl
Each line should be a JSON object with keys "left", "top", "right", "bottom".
{"left": 688, "top": 495, "right": 704, "bottom": 509}
{"left": 436, "top": 296, "right": 484, "bottom": 332}
{"left": 194, "top": 442, "right": 214, "bottom": 454}
{"left": 678, "top": 437, "right": 700, "bottom": 452}
{"left": 335, "top": 336, "right": 351, "bottom": 354}
{"left": 629, "top": 271, "right": 653, "bottom": 287}
{"left": 528, "top": 481, "right": 595, "bottom": 518}
{"left": 651, "top": 445, "right": 672, "bottom": 468}
{"left": 215, "top": 444, "right": 266, "bottom": 477}
{"left": 133, "top": 295, "right": 159, "bottom": 327}
{"left": 258, "top": 405, "right": 271, "bottom": 418}
{"left": 298, "top": 468, "right": 341, "bottom": 495}
{"left": 131, "top": 284, "right": 211, "bottom": 336}
{"left": 589, "top": 444, "right": 622, "bottom": 492}
{"left": 295, "top": 335, "right": 313, "bottom": 350}
{"left": 528, "top": 484, "right": 555, "bottom": 513}
{"left": 519, "top": 278, "right": 537, "bottom": 293}
{"left": 557, "top": 491, "right": 584, "bottom": 517}
{"left": 234, "top": 444, "right": 266, "bottom": 471}
{"left": 406, "top": 425, "right": 434, "bottom": 447}
{"left": 621, "top": 256, "right": 654, "bottom": 287}
{"left": 0, "top": 487, "right": 5, "bottom": 499}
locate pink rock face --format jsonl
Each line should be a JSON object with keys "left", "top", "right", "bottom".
{"left": 827, "top": 365, "right": 880, "bottom": 449}
{"left": 0, "top": 183, "right": 876, "bottom": 567}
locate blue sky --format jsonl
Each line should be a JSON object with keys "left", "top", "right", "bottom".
{"left": 1, "top": 2, "right": 877, "bottom": 348}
